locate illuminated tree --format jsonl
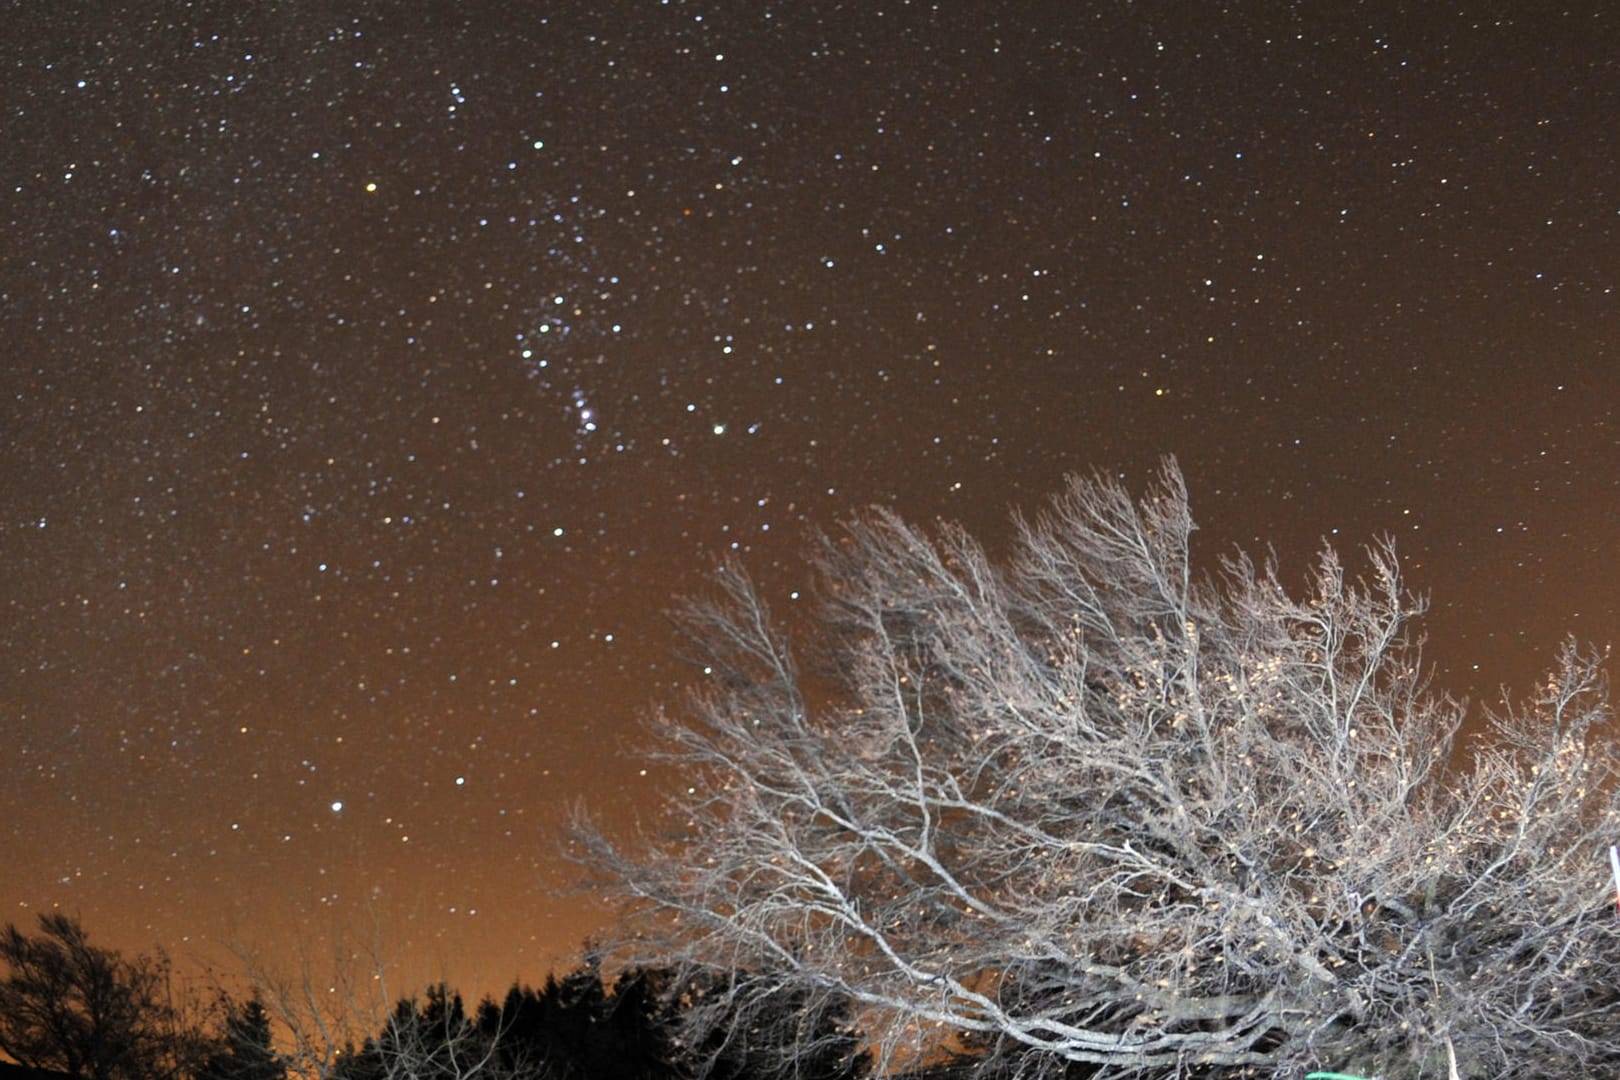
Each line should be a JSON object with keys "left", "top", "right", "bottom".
{"left": 677, "top": 969, "right": 869, "bottom": 1080}
{"left": 331, "top": 985, "right": 506, "bottom": 1080}
{"left": 585, "top": 460, "right": 1620, "bottom": 1079}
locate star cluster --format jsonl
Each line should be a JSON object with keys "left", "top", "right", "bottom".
{"left": 4, "top": 1, "right": 1618, "bottom": 997}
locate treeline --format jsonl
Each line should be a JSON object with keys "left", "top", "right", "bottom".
{"left": 324, "top": 961, "right": 874, "bottom": 1080}
{"left": 0, "top": 915, "right": 1024, "bottom": 1080}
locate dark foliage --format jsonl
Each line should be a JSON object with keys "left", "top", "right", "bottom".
{"left": 197, "top": 997, "right": 284, "bottom": 1080}
{"left": 0, "top": 915, "right": 213, "bottom": 1080}
{"left": 473, "top": 960, "right": 678, "bottom": 1080}
{"left": 333, "top": 959, "right": 870, "bottom": 1080}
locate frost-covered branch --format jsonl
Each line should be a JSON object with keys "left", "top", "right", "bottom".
{"left": 583, "top": 460, "right": 1620, "bottom": 1079}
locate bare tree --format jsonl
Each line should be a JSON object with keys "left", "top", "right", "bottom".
{"left": 235, "top": 932, "right": 514, "bottom": 1080}
{"left": 232, "top": 933, "right": 381, "bottom": 1080}
{"left": 583, "top": 460, "right": 1620, "bottom": 1079}
{"left": 337, "top": 984, "right": 512, "bottom": 1080}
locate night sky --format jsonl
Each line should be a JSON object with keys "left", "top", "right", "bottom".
{"left": 5, "top": 1, "right": 1618, "bottom": 1002}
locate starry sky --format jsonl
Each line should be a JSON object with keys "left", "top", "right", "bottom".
{"left": 4, "top": 1, "right": 1618, "bottom": 1003}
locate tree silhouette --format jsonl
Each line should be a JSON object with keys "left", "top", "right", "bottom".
{"left": 198, "top": 996, "right": 284, "bottom": 1080}
{"left": 585, "top": 460, "right": 1620, "bottom": 1078}
{"left": 594, "top": 968, "right": 679, "bottom": 1080}
{"left": 0, "top": 914, "right": 212, "bottom": 1080}
{"left": 331, "top": 984, "right": 505, "bottom": 1080}
{"left": 302, "top": 960, "right": 864, "bottom": 1080}
{"left": 474, "top": 960, "right": 679, "bottom": 1080}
